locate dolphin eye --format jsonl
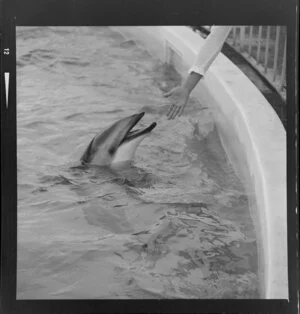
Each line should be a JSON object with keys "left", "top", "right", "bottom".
{"left": 108, "top": 147, "right": 116, "bottom": 155}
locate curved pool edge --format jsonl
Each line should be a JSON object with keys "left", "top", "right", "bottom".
{"left": 111, "top": 26, "right": 288, "bottom": 299}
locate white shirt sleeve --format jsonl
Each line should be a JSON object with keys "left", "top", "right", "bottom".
{"left": 188, "top": 26, "right": 232, "bottom": 76}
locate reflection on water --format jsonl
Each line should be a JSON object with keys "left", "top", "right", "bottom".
{"left": 17, "top": 26, "right": 258, "bottom": 299}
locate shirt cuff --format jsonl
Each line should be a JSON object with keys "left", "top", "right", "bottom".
{"left": 188, "top": 66, "right": 206, "bottom": 76}
{"left": 188, "top": 26, "right": 232, "bottom": 77}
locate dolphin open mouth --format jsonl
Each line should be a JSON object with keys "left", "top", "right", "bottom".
{"left": 120, "top": 112, "right": 157, "bottom": 145}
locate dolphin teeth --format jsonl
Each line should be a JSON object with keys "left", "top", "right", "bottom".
{"left": 122, "top": 122, "right": 157, "bottom": 144}
{"left": 128, "top": 129, "right": 141, "bottom": 135}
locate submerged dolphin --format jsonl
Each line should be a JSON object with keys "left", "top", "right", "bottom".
{"left": 80, "top": 112, "right": 157, "bottom": 166}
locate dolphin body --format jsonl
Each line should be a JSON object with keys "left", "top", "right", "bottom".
{"left": 80, "top": 112, "right": 157, "bottom": 166}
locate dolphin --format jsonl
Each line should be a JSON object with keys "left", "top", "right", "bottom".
{"left": 80, "top": 112, "right": 157, "bottom": 166}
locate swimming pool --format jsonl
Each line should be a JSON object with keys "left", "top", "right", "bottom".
{"left": 17, "top": 26, "right": 259, "bottom": 299}
{"left": 112, "top": 26, "right": 287, "bottom": 299}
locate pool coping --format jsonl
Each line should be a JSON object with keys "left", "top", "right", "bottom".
{"left": 111, "top": 26, "right": 287, "bottom": 299}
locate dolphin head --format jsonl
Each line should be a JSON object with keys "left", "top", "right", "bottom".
{"left": 80, "top": 112, "right": 157, "bottom": 166}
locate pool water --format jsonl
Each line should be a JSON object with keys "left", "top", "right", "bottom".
{"left": 17, "top": 26, "right": 258, "bottom": 299}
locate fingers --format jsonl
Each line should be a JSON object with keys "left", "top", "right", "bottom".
{"left": 178, "top": 105, "right": 185, "bottom": 117}
{"left": 171, "top": 106, "right": 182, "bottom": 119}
{"left": 166, "top": 104, "right": 175, "bottom": 117}
{"left": 164, "top": 86, "right": 187, "bottom": 119}
{"left": 163, "top": 86, "right": 179, "bottom": 98}
{"left": 167, "top": 105, "right": 176, "bottom": 119}
{"left": 163, "top": 90, "right": 172, "bottom": 97}
{"left": 167, "top": 105, "right": 182, "bottom": 120}
{"left": 167, "top": 102, "right": 187, "bottom": 119}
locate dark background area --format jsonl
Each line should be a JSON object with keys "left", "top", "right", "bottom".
{"left": 0, "top": 0, "right": 298, "bottom": 313}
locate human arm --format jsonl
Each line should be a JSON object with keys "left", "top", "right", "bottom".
{"left": 164, "top": 72, "right": 203, "bottom": 119}
{"left": 165, "top": 26, "right": 232, "bottom": 119}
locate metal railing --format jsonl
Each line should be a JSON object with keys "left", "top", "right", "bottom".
{"left": 227, "top": 26, "right": 286, "bottom": 101}
{"left": 196, "top": 26, "right": 287, "bottom": 101}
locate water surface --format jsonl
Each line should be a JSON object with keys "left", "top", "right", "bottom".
{"left": 17, "top": 26, "right": 258, "bottom": 299}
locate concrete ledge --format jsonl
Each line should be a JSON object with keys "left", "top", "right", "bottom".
{"left": 112, "top": 26, "right": 287, "bottom": 299}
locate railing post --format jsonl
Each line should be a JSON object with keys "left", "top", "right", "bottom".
{"left": 280, "top": 30, "right": 286, "bottom": 91}
{"left": 232, "top": 27, "right": 237, "bottom": 47}
{"left": 273, "top": 26, "right": 280, "bottom": 81}
{"left": 257, "top": 26, "right": 263, "bottom": 64}
{"left": 248, "top": 26, "right": 253, "bottom": 57}
{"left": 264, "top": 26, "right": 271, "bottom": 73}
{"left": 240, "top": 26, "right": 245, "bottom": 51}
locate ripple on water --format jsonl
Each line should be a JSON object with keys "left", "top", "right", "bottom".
{"left": 17, "top": 26, "right": 258, "bottom": 299}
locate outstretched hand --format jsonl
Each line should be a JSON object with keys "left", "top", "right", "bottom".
{"left": 164, "top": 86, "right": 191, "bottom": 120}
{"left": 163, "top": 72, "right": 202, "bottom": 120}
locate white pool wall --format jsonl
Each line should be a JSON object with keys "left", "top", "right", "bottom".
{"left": 111, "top": 26, "right": 287, "bottom": 299}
